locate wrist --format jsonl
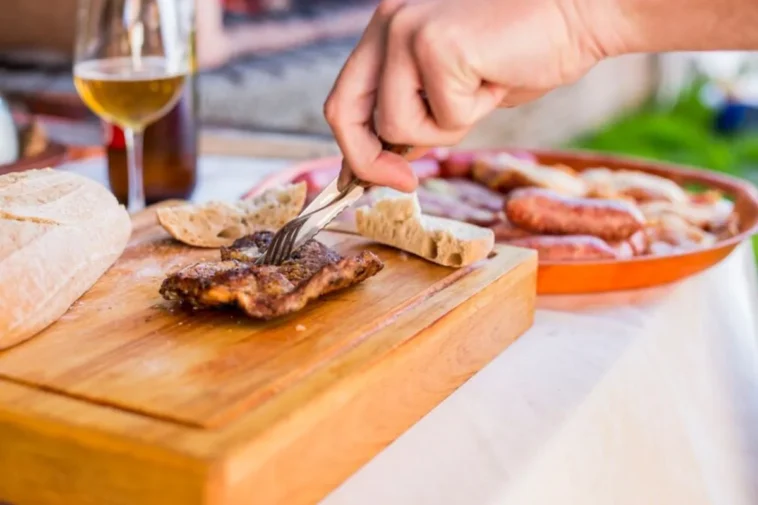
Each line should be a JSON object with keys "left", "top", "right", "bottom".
{"left": 555, "top": 0, "right": 632, "bottom": 61}
{"left": 575, "top": 0, "right": 758, "bottom": 56}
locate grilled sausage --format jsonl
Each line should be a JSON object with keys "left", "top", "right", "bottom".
{"left": 446, "top": 178, "right": 506, "bottom": 212}
{"left": 415, "top": 186, "right": 500, "bottom": 226}
{"left": 639, "top": 197, "right": 735, "bottom": 231}
{"left": 608, "top": 230, "right": 649, "bottom": 258}
{"left": 410, "top": 158, "right": 441, "bottom": 179}
{"left": 472, "top": 152, "right": 587, "bottom": 196}
{"left": 581, "top": 168, "right": 689, "bottom": 203}
{"left": 490, "top": 218, "right": 533, "bottom": 241}
{"left": 438, "top": 151, "right": 476, "bottom": 178}
{"left": 505, "top": 235, "right": 620, "bottom": 261}
{"left": 437, "top": 150, "right": 538, "bottom": 179}
{"left": 644, "top": 213, "right": 718, "bottom": 249}
{"left": 422, "top": 177, "right": 505, "bottom": 213}
{"left": 505, "top": 188, "right": 645, "bottom": 241}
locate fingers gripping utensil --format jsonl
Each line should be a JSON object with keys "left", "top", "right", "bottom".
{"left": 256, "top": 140, "right": 412, "bottom": 266}
{"left": 302, "top": 139, "right": 413, "bottom": 215}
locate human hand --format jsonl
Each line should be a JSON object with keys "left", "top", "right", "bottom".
{"left": 323, "top": 0, "right": 613, "bottom": 191}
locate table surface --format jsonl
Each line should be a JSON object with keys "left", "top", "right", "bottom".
{"left": 61, "top": 154, "right": 758, "bottom": 505}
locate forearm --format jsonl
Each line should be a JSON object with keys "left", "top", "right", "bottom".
{"left": 580, "top": 0, "right": 758, "bottom": 56}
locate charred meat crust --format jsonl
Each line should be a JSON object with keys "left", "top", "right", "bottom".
{"left": 236, "top": 251, "right": 382, "bottom": 318}
{"left": 219, "top": 230, "right": 274, "bottom": 262}
{"left": 160, "top": 231, "right": 384, "bottom": 319}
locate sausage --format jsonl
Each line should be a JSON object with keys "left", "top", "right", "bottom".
{"left": 712, "top": 213, "right": 740, "bottom": 239}
{"left": 639, "top": 198, "right": 735, "bottom": 231}
{"left": 415, "top": 186, "right": 499, "bottom": 226}
{"left": 472, "top": 152, "right": 587, "bottom": 196}
{"left": 644, "top": 213, "right": 718, "bottom": 249}
{"left": 581, "top": 168, "right": 688, "bottom": 203}
{"left": 625, "top": 230, "right": 649, "bottom": 255}
{"left": 490, "top": 218, "right": 533, "bottom": 241}
{"left": 422, "top": 177, "right": 505, "bottom": 212}
{"left": 446, "top": 178, "right": 505, "bottom": 212}
{"left": 410, "top": 158, "right": 441, "bottom": 179}
{"left": 437, "top": 150, "right": 538, "bottom": 179}
{"left": 649, "top": 241, "right": 679, "bottom": 255}
{"left": 689, "top": 189, "right": 723, "bottom": 205}
{"left": 608, "top": 230, "right": 649, "bottom": 258}
{"left": 438, "top": 151, "right": 476, "bottom": 178}
{"left": 505, "top": 188, "right": 645, "bottom": 241}
{"left": 505, "top": 235, "right": 621, "bottom": 261}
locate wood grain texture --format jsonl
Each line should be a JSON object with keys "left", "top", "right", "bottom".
{"left": 0, "top": 205, "right": 536, "bottom": 505}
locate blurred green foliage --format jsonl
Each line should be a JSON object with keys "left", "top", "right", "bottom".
{"left": 569, "top": 79, "right": 758, "bottom": 260}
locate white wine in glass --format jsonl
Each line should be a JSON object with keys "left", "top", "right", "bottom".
{"left": 73, "top": 0, "right": 194, "bottom": 213}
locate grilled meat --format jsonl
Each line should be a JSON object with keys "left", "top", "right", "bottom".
{"left": 219, "top": 231, "right": 274, "bottom": 262}
{"left": 160, "top": 231, "right": 383, "bottom": 319}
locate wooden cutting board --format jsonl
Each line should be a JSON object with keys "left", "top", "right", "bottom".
{"left": 0, "top": 204, "right": 537, "bottom": 505}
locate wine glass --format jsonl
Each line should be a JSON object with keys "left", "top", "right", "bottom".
{"left": 73, "top": 0, "right": 194, "bottom": 213}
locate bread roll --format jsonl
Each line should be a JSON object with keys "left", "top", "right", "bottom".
{"left": 0, "top": 169, "right": 131, "bottom": 349}
{"left": 156, "top": 182, "right": 306, "bottom": 248}
{"left": 355, "top": 188, "right": 494, "bottom": 267}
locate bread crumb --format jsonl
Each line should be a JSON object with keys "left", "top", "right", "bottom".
{"left": 295, "top": 324, "right": 307, "bottom": 332}
{"left": 399, "top": 252, "right": 409, "bottom": 261}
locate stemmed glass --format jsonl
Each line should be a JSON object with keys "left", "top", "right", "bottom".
{"left": 73, "top": 0, "right": 194, "bottom": 213}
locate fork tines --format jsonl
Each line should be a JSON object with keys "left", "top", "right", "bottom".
{"left": 256, "top": 178, "right": 362, "bottom": 266}
{"left": 256, "top": 216, "right": 309, "bottom": 266}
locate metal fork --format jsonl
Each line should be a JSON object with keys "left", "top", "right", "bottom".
{"left": 255, "top": 177, "right": 366, "bottom": 266}
{"left": 256, "top": 140, "right": 413, "bottom": 266}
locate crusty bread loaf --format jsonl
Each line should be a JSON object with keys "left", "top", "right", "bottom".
{"left": 355, "top": 188, "right": 494, "bottom": 267}
{"left": 156, "top": 182, "right": 306, "bottom": 248}
{"left": 0, "top": 168, "right": 131, "bottom": 349}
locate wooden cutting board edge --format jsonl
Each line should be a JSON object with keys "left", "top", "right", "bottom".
{"left": 0, "top": 206, "right": 538, "bottom": 505}
{"left": 209, "top": 249, "right": 537, "bottom": 505}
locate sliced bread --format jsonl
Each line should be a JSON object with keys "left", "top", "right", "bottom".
{"left": 355, "top": 188, "right": 495, "bottom": 267}
{"left": 156, "top": 182, "right": 307, "bottom": 248}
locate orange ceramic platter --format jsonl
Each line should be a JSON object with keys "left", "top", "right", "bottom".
{"left": 246, "top": 148, "right": 758, "bottom": 294}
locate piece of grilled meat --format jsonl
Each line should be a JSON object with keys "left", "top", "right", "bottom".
{"left": 160, "top": 231, "right": 383, "bottom": 319}
{"left": 219, "top": 231, "right": 274, "bottom": 263}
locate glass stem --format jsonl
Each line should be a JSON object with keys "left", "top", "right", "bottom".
{"left": 123, "top": 127, "right": 146, "bottom": 213}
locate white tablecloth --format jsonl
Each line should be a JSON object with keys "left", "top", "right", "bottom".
{"left": 325, "top": 243, "right": 758, "bottom": 505}
{"left": 63, "top": 155, "right": 758, "bottom": 505}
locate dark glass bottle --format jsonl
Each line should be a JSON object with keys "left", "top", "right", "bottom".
{"left": 104, "top": 70, "right": 198, "bottom": 205}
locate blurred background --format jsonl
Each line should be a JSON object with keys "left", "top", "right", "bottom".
{"left": 1, "top": 0, "right": 758, "bottom": 249}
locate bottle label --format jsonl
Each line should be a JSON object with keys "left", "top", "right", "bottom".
{"left": 104, "top": 122, "right": 126, "bottom": 150}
